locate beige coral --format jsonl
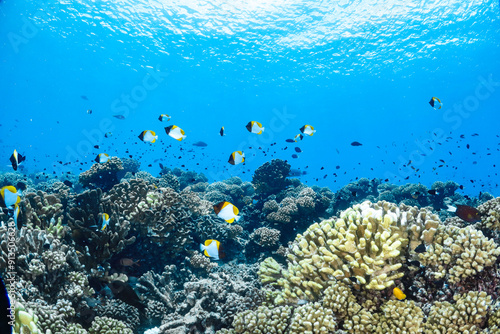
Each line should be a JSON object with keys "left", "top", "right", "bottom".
{"left": 419, "top": 225, "right": 500, "bottom": 283}
{"left": 288, "top": 302, "right": 337, "bottom": 333}
{"left": 424, "top": 291, "right": 492, "bottom": 333}
{"left": 322, "top": 281, "right": 361, "bottom": 319}
{"left": 273, "top": 201, "right": 439, "bottom": 304}
{"left": 22, "top": 191, "right": 64, "bottom": 231}
{"left": 478, "top": 197, "right": 500, "bottom": 230}
{"left": 232, "top": 305, "right": 293, "bottom": 334}
{"left": 250, "top": 227, "right": 281, "bottom": 248}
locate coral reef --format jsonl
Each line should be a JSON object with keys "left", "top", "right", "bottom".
{"left": 4, "top": 161, "right": 500, "bottom": 334}
{"left": 252, "top": 159, "right": 291, "bottom": 195}
{"left": 79, "top": 157, "right": 124, "bottom": 191}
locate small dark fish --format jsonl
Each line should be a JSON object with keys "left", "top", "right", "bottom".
{"left": 351, "top": 141, "right": 362, "bottom": 146}
{"left": 427, "top": 189, "right": 439, "bottom": 195}
{"left": 16, "top": 181, "right": 27, "bottom": 191}
{"left": 455, "top": 205, "right": 481, "bottom": 223}
{"left": 63, "top": 180, "right": 73, "bottom": 187}
{"left": 113, "top": 115, "right": 126, "bottom": 120}
{"left": 0, "top": 274, "right": 12, "bottom": 334}
{"left": 351, "top": 191, "right": 357, "bottom": 196}
{"left": 94, "top": 145, "right": 99, "bottom": 149}
{"left": 294, "top": 147, "right": 302, "bottom": 153}
{"left": 414, "top": 243, "right": 426, "bottom": 253}
{"left": 291, "top": 154, "right": 298, "bottom": 159}
{"left": 348, "top": 276, "right": 358, "bottom": 283}
{"left": 408, "top": 260, "right": 421, "bottom": 267}
{"left": 81, "top": 95, "right": 89, "bottom": 100}
{"left": 192, "top": 141, "right": 208, "bottom": 147}
{"left": 108, "top": 281, "right": 146, "bottom": 313}
{"left": 159, "top": 163, "right": 164, "bottom": 170}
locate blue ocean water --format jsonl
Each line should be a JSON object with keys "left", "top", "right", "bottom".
{"left": 1, "top": 0, "right": 500, "bottom": 194}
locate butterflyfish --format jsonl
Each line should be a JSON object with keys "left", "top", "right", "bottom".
{"left": 246, "top": 121, "right": 265, "bottom": 134}
{"left": 138, "top": 130, "right": 158, "bottom": 143}
{"left": 294, "top": 134, "right": 303, "bottom": 142}
{"left": 158, "top": 114, "right": 171, "bottom": 122}
{"left": 164, "top": 125, "right": 186, "bottom": 141}
{"left": 213, "top": 201, "right": 241, "bottom": 223}
{"left": 220, "top": 126, "right": 225, "bottom": 136}
{"left": 0, "top": 186, "right": 22, "bottom": 208}
{"left": 300, "top": 125, "right": 316, "bottom": 136}
{"left": 9, "top": 149, "right": 26, "bottom": 171}
{"left": 228, "top": 151, "right": 245, "bottom": 165}
{"left": 429, "top": 97, "right": 442, "bottom": 110}
{"left": 200, "top": 239, "right": 222, "bottom": 260}
{"left": 98, "top": 213, "right": 110, "bottom": 231}
{"left": 95, "top": 153, "right": 110, "bottom": 163}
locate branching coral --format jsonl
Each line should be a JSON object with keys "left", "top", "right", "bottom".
{"left": 88, "top": 316, "right": 133, "bottom": 334}
{"left": 478, "top": 197, "right": 500, "bottom": 230}
{"left": 259, "top": 201, "right": 442, "bottom": 304}
{"left": 103, "top": 180, "right": 210, "bottom": 254}
{"left": 419, "top": 225, "right": 500, "bottom": 284}
{"left": 22, "top": 191, "right": 64, "bottom": 231}
{"left": 424, "top": 291, "right": 492, "bottom": 333}
{"left": 66, "top": 188, "right": 135, "bottom": 265}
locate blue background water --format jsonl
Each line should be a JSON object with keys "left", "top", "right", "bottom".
{"left": 1, "top": 0, "right": 499, "bottom": 195}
